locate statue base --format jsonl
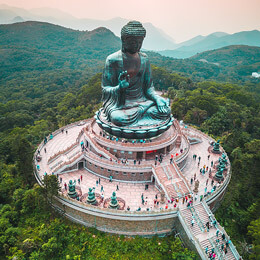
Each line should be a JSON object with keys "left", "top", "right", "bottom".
{"left": 109, "top": 202, "right": 119, "bottom": 209}
{"left": 87, "top": 197, "right": 97, "bottom": 205}
{"left": 95, "top": 109, "right": 173, "bottom": 139}
{"left": 68, "top": 191, "right": 78, "bottom": 199}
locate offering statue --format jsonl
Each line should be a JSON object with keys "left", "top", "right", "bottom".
{"left": 109, "top": 192, "right": 119, "bottom": 209}
{"left": 213, "top": 140, "right": 220, "bottom": 152}
{"left": 68, "top": 180, "right": 77, "bottom": 198}
{"left": 87, "top": 188, "right": 96, "bottom": 205}
{"left": 96, "top": 21, "right": 172, "bottom": 139}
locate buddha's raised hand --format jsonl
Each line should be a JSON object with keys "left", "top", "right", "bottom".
{"left": 118, "top": 71, "right": 130, "bottom": 89}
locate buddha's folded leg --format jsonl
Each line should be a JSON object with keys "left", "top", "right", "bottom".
{"left": 146, "top": 105, "right": 171, "bottom": 120}
{"left": 110, "top": 108, "right": 142, "bottom": 126}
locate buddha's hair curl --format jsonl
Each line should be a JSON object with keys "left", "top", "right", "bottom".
{"left": 121, "top": 21, "right": 146, "bottom": 39}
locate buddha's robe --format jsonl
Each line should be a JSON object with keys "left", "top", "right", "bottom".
{"left": 102, "top": 50, "right": 170, "bottom": 127}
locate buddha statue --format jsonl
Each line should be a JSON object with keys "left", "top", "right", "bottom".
{"left": 98, "top": 21, "right": 171, "bottom": 136}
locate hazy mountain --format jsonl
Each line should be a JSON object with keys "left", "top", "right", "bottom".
{"left": 0, "top": 5, "right": 176, "bottom": 51}
{"left": 159, "top": 30, "right": 260, "bottom": 58}
{"left": 1, "top": 21, "right": 259, "bottom": 85}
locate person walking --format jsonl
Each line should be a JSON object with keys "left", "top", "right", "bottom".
{"left": 205, "top": 246, "right": 208, "bottom": 254}
{"left": 216, "top": 229, "right": 220, "bottom": 237}
{"left": 101, "top": 185, "right": 104, "bottom": 192}
{"left": 206, "top": 179, "right": 209, "bottom": 186}
{"left": 96, "top": 180, "right": 99, "bottom": 187}
{"left": 116, "top": 184, "right": 119, "bottom": 191}
{"left": 80, "top": 175, "right": 83, "bottom": 181}
{"left": 190, "top": 178, "right": 193, "bottom": 185}
{"left": 191, "top": 219, "right": 194, "bottom": 226}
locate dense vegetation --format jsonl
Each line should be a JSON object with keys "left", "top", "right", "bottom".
{"left": 0, "top": 21, "right": 259, "bottom": 259}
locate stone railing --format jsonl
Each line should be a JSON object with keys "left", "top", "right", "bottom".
{"left": 92, "top": 125, "right": 178, "bottom": 151}
{"left": 84, "top": 128, "right": 117, "bottom": 161}
{"left": 175, "top": 134, "right": 190, "bottom": 164}
{"left": 84, "top": 151, "right": 152, "bottom": 172}
{"left": 202, "top": 200, "right": 241, "bottom": 259}
{"left": 53, "top": 152, "right": 84, "bottom": 173}
{"left": 47, "top": 120, "right": 90, "bottom": 165}
{"left": 178, "top": 210, "right": 209, "bottom": 259}
{"left": 171, "top": 160, "right": 191, "bottom": 194}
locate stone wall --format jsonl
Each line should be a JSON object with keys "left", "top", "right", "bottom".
{"left": 54, "top": 197, "right": 177, "bottom": 236}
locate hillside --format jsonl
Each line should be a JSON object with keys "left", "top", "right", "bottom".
{"left": 0, "top": 21, "right": 259, "bottom": 102}
{"left": 190, "top": 45, "right": 260, "bottom": 67}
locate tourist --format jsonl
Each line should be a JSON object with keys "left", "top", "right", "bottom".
{"left": 36, "top": 165, "right": 40, "bottom": 171}
{"left": 109, "top": 175, "right": 113, "bottom": 182}
{"left": 205, "top": 187, "right": 207, "bottom": 194}
{"left": 116, "top": 184, "right": 119, "bottom": 191}
{"left": 157, "top": 200, "right": 159, "bottom": 206}
{"left": 211, "top": 180, "right": 214, "bottom": 186}
{"left": 165, "top": 204, "right": 168, "bottom": 209}
{"left": 191, "top": 219, "right": 194, "bottom": 226}
{"left": 205, "top": 246, "right": 208, "bottom": 254}
{"left": 206, "top": 166, "right": 208, "bottom": 171}
{"left": 222, "top": 233, "right": 226, "bottom": 240}
{"left": 194, "top": 194, "right": 198, "bottom": 201}
{"left": 66, "top": 130, "right": 68, "bottom": 134}
{"left": 155, "top": 194, "right": 158, "bottom": 199}
{"left": 96, "top": 180, "right": 98, "bottom": 187}
{"left": 60, "top": 177, "right": 62, "bottom": 183}
{"left": 78, "top": 178, "right": 80, "bottom": 185}
{"left": 174, "top": 203, "right": 177, "bottom": 208}
{"left": 64, "top": 183, "right": 67, "bottom": 190}
{"left": 206, "top": 222, "right": 210, "bottom": 231}
{"left": 198, "top": 156, "right": 201, "bottom": 162}
{"left": 62, "top": 129, "right": 64, "bottom": 134}
{"left": 101, "top": 185, "right": 104, "bottom": 192}
{"left": 211, "top": 160, "right": 213, "bottom": 167}
{"left": 200, "top": 195, "right": 203, "bottom": 201}
{"left": 127, "top": 206, "right": 130, "bottom": 211}
{"left": 134, "top": 159, "right": 136, "bottom": 165}
{"left": 145, "top": 184, "right": 149, "bottom": 190}
{"left": 137, "top": 207, "right": 141, "bottom": 211}
{"left": 101, "top": 193, "right": 104, "bottom": 202}
{"left": 98, "top": 177, "right": 100, "bottom": 184}
{"left": 190, "top": 178, "right": 193, "bottom": 185}
{"left": 216, "top": 229, "right": 220, "bottom": 237}
{"left": 80, "top": 175, "right": 83, "bottom": 181}
{"left": 208, "top": 154, "right": 210, "bottom": 160}
{"left": 44, "top": 147, "right": 46, "bottom": 153}
{"left": 206, "top": 179, "right": 209, "bottom": 186}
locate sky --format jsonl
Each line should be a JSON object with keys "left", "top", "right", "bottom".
{"left": 1, "top": 0, "right": 260, "bottom": 42}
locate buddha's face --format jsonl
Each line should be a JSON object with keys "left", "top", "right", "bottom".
{"left": 122, "top": 36, "right": 144, "bottom": 54}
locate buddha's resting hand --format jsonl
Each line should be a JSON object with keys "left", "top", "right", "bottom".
{"left": 118, "top": 71, "right": 130, "bottom": 89}
{"left": 156, "top": 96, "right": 169, "bottom": 114}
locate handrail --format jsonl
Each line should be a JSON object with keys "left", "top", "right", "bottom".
{"left": 189, "top": 206, "right": 205, "bottom": 232}
{"left": 152, "top": 166, "right": 170, "bottom": 200}
{"left": 171, "top": 161, "right": 191, "bottom": 194}
{"left": 201, "top": 200, "right": 241, "bottom": 259}
{"left": 84, "top": 151, "right": 151, "bottom": 172}
{"left": 209, "top": 237, "right": 225, "bottom": 260}
{"left": 178, "top": 210, "right": 209, "bottom": 259}
{"left": 84, "top": 128, "right": 117, "bottom": 161}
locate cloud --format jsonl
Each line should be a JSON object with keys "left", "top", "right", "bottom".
{"left": 252, "top": 72, "right": 260, "bottom": 78}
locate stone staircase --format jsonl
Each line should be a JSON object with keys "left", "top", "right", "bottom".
{"left": 180, "top": 202, "right": 241, "bottom": 260}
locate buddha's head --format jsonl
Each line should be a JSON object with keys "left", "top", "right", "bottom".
{"left": 121, "top": 21, "right": 146, "bottom": 54}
